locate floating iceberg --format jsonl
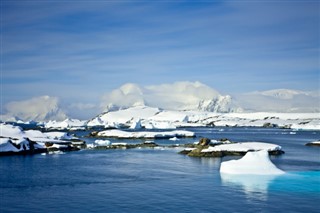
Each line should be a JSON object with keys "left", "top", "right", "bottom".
{"left": 220, "top": 150, "right": 285, "bottom": 175}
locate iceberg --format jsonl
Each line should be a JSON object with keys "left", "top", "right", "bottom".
{"left": 220, "top": 150, "right": 285, "bottom": 175}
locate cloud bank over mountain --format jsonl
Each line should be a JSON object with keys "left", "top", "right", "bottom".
{"left": 1, "top": 96, "right": 67, "bottom": 122}
{"left": 101, "top": 81, "right": 241, "bottom": 113}
{"left": 1, "top": 82, "right": 319, "bottom": 122}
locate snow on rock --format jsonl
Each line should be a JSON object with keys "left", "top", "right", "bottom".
{"left": 86, "top": 106, "right": 162, "bottom": 129}
{"left": 87, "top": 106, "right": 319, "bottom": 130}
{"left": 291, "top": 120, "right": 320, "bottom": 130}
{"left": 0, "top": 138, "right": 20, "bottom": 152}
{"left": 94, "top": 139, "right": 111, "bottom": 146}
{"left": 142, "top": 120, "right": 176, "bottom": 129}
{"left": 97, "top": 129, "right": 195, "bottom": 139}
{"left": 0, "top": 123, "right": 84, "bottom": 155}
{"left": 44, "top": 119, "right": 86, "bottom": 130}
{"left": 220, "top": 150, "right": 285, "bottom": 175}
{"left": 88, "top": 106, "right": 160, "bottom": 126}
{"left": 1, "top": 123, "right": 77, "bottom": 143}
{"left": 150, "top": 111, "right": 189, "bottom": 122}
{"left": 0, "top": 137, "right": 46, "bottom": 153}
{"left": 129, "top": 119, "right": 142, "bottom": 129}
{"left": 1, "top": 123, "right": 24, "bottom": 138}
{"left": 202, "top": 142, "right": 282, "bottom": 153}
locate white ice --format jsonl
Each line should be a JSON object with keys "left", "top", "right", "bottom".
{"left": 220, "top": 150, "right": 285, "bottom": 175}
{"left": 97, "top": 129, "right": 195, "bottom": 139}
{"left": 202, "top": 142, "right": 282, "bottom": 153}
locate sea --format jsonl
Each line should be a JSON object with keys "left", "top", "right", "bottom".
{"left": 0, "top": 127, "right": 319, "bottom": 213}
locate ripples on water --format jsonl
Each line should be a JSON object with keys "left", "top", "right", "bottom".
{"left": 0, "top": 128, "right": 319, "bottom": 213}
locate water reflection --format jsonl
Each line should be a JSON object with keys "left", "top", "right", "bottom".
{"left": 220, "top": 173, "right": 280, "bottom": 201}
{"left": 221, "top": 171, "right": 320, "bottom": 201}
{"left": 200, "top": 157, "right": 221, "bottom": 167}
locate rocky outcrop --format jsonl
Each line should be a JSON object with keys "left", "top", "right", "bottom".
{"left": 179, "top": 138, "right": 284, "bottom": 157}
{"left": 305, "top": 141, "right": 320, "bottom": 147}
{"left": 88, "top": 142, "right": 159, "bottom": 150}
{"left": 0, "top": 138, "right": 86, "bottom": 156}
{"left": 198, "top": 138, "right": 211, "bottom": 146}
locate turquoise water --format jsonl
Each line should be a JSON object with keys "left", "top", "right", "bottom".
{"left": 0, "top": 128, "right": 319, "bottom": 212}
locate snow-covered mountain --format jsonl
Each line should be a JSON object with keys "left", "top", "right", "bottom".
{"left": 87, "top": 105, "right": 320, "bottom": 130}
{"left": 197, "top": 95, "right": 242, "bottom": 112}
{"left": 238, "top": 89, "right": 320, "bottom": 113}
{"left": 255, "top": 89, "right": 315, "bottom": 100}
{"left": 101, "top": 81, "right": 242, "bottom": 113}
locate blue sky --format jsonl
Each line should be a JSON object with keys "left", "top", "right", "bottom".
{"left": 2, "top": 0, "right": 319, "bottom": 118}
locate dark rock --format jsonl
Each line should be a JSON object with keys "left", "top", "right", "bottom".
{"left": 305, "top": 142, "right": 320, "bottom": 147}
{"left": 91, "top": 142, "right": 159, "bottom": 150}
{"left": 179, "top": 149, "right": 192, "bottom": 155}
{"left": 268, "top": 150, "right": 285, "bottom": 155}
{"left": 198, "top": 138, "right": 211, "bottom": 146}
{"left": 45, "top": 142, "right": 54, "bottom": 147}
{"left": 89, "top": 131, "right": 99, "bottom": 137}
{"left": 263, "top": 122, "right": 278, "bottom": 128}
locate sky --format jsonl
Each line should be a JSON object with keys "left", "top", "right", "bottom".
{"left": 1, "top": 0, "right": 319, "bottom": 119}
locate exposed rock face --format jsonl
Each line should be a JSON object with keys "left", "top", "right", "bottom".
{"left": 262, "top": 122, "right": 278, "bottom": 128}
{"left": 197, "top": 96, "right": 242, "bottom": 113}
{"left": 198, "top": 138, "right": 211, "bottom": 146}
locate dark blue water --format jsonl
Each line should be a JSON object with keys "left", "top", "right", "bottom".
{"left": 0, "top": 128, "right": 319, "bottom": 213}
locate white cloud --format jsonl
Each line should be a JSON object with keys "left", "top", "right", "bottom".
{"left": 2, "top": 96, "right": 67, "bottom": 122}
{"left": 66, "top": 102, "right": 100, "bottom": 120}
{"left": 101, "top": 81, "right": 234, "bottom": 111}
{"left": 69, "top": 103, "right": 96, "bottom": 110}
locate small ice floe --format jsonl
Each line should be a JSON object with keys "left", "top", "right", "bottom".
{"left": 86, "top": 143, "right": 96, "bottom": 149}
{"left": 220, "top": 150, "right": 285, "bottom": 175}
{"left": 48, "top": 150, "right": 65, "bottom": 155}
{"left": 111, "top": 142, "right": 127, "bottom": 146}
{"left": 95, "top": 139, "right": 111, "bottom": 146}
{"left": 169, "top": 137, "right": 179, "bottom": 141}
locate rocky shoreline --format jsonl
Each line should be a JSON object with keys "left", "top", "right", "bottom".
{"left": 0, "top": 137, "right": 86, "bottom": 156}
{"left": 178, "top": 138, "right": 285, "bottom": 157}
